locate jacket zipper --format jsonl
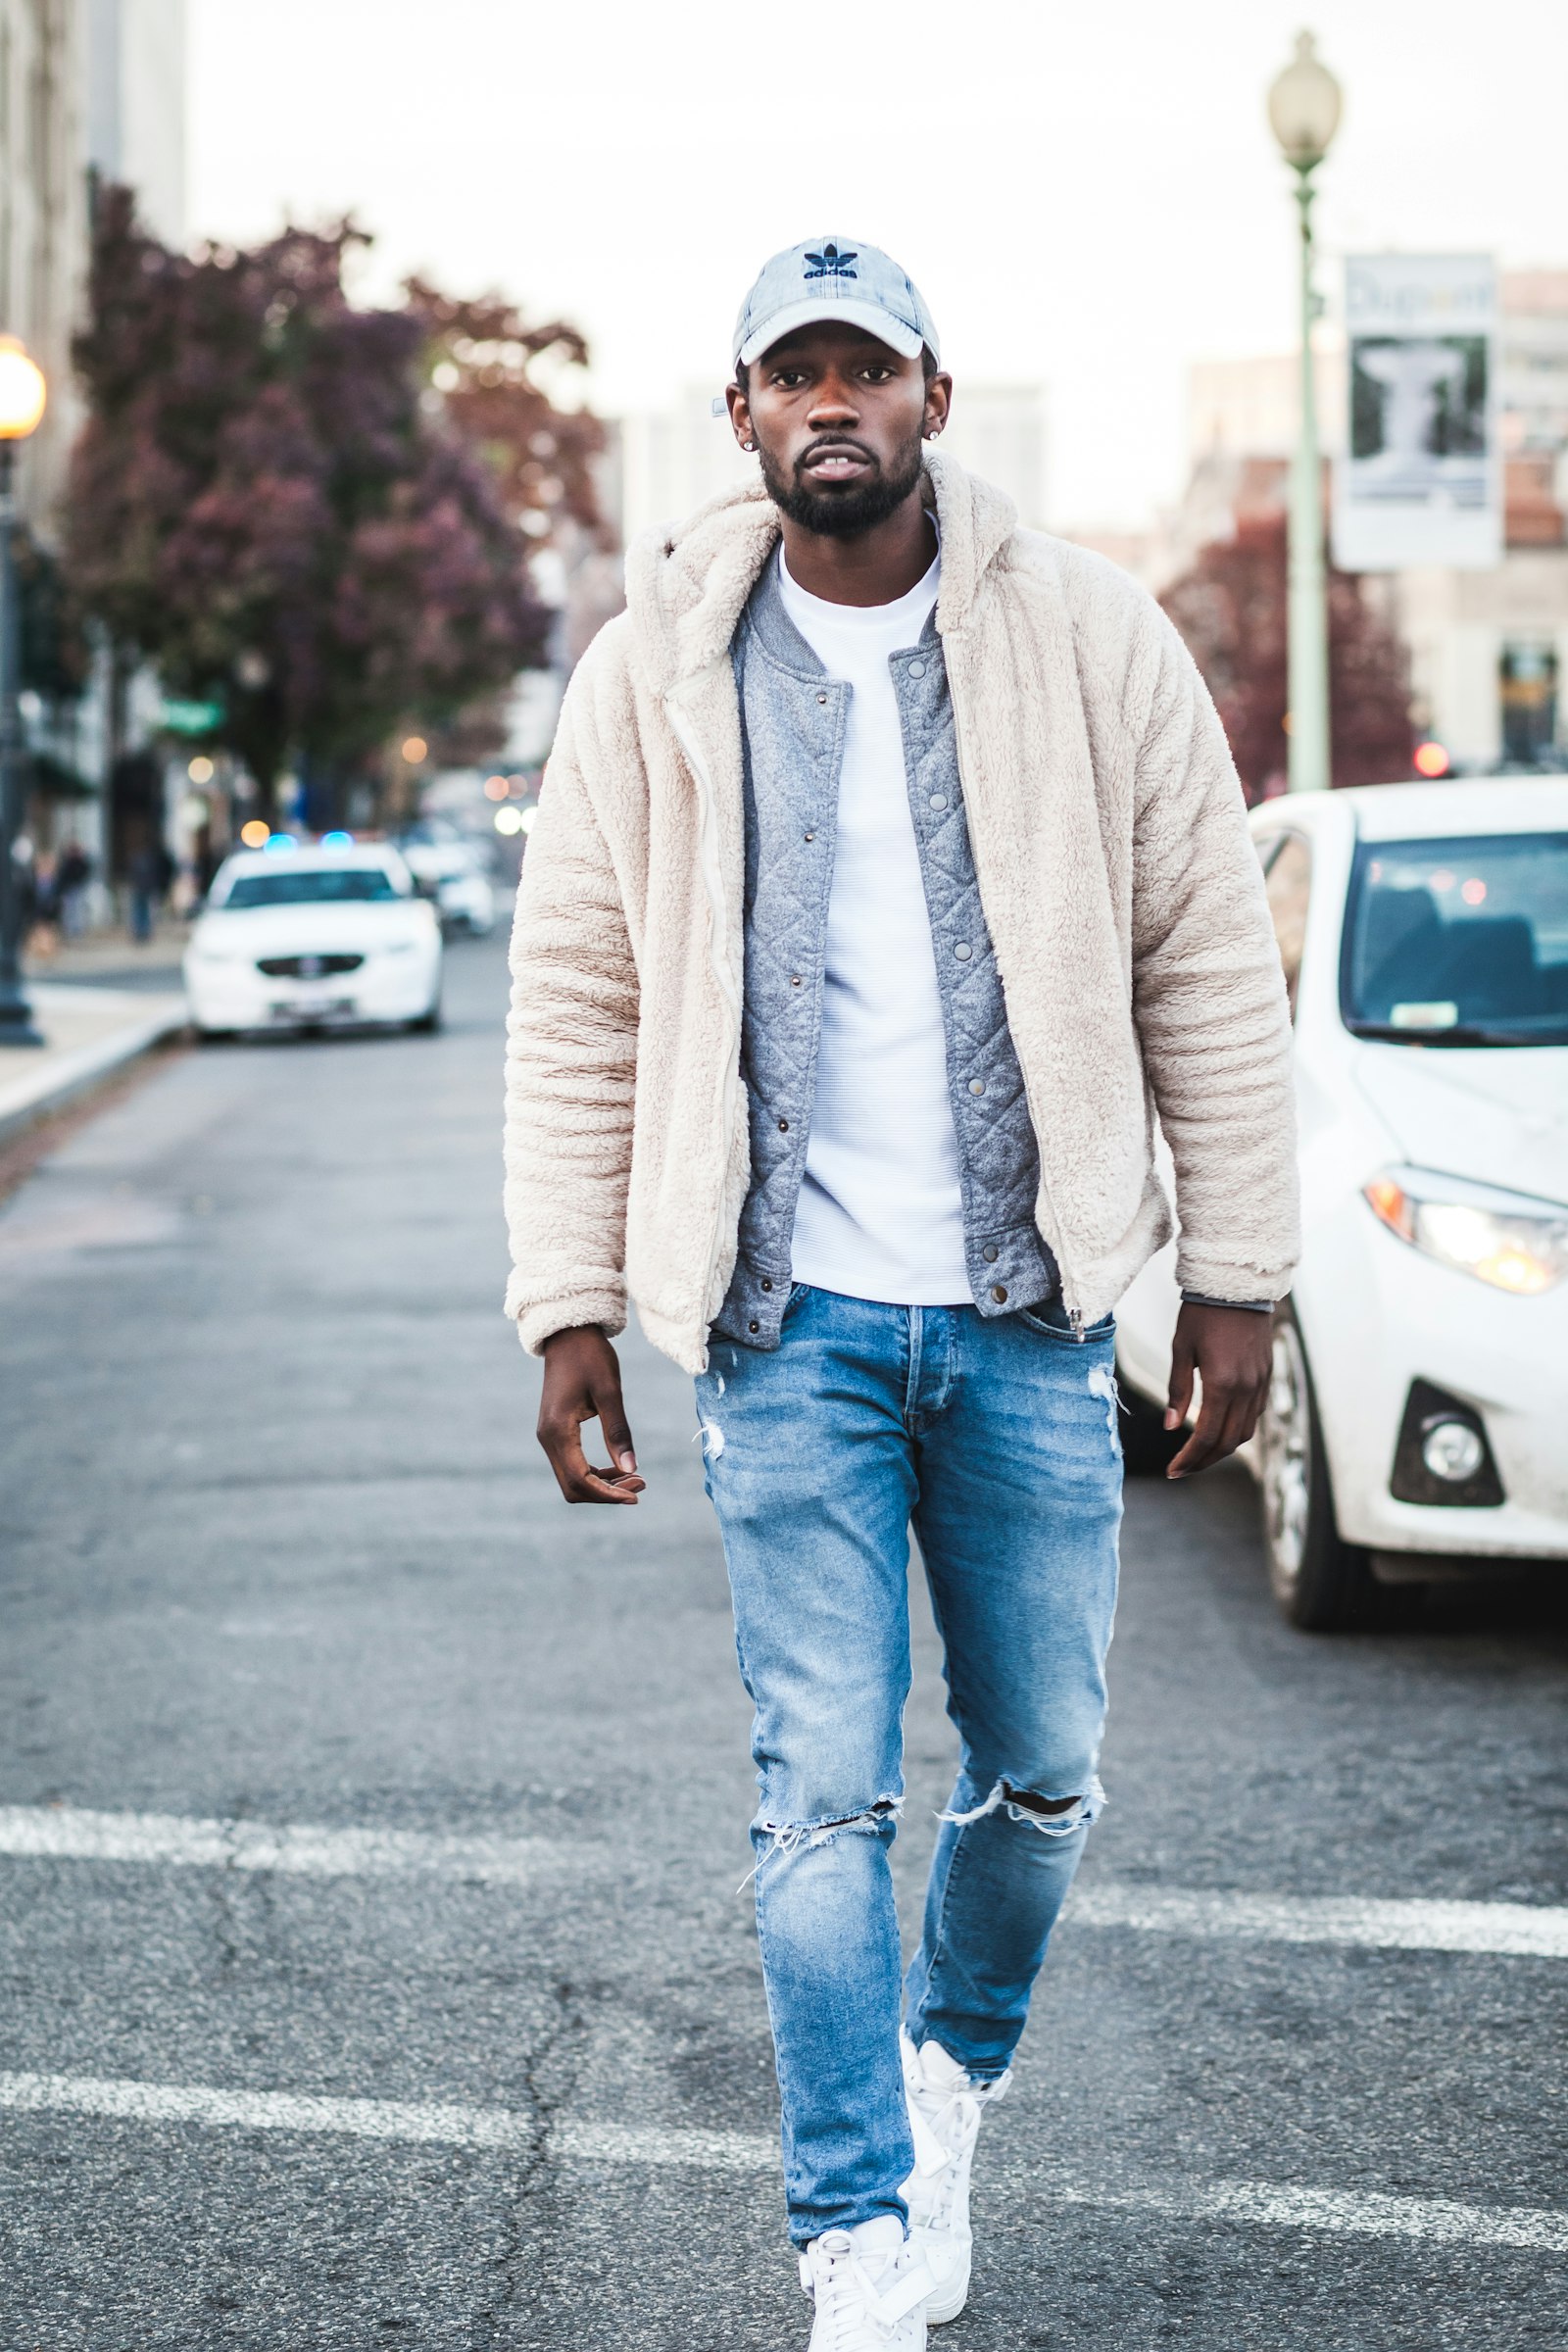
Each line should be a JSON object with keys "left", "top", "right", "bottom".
{"left": 663, "top": 678, "right": 743, "bottom": 1330}
{"left": 944, "top": 632, "right": 1085, "bottom": 1339}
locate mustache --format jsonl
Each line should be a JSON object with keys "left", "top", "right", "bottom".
{"left": 796, "top": 435, "right": 879, "bottom": 472}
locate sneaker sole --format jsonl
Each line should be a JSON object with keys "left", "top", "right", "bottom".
{"left": 923, "top": 2264, "right": 970, "bottom": 2327}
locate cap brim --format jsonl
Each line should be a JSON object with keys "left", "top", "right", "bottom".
{"left": 738, "top": 298, "right": 925, "bottom": 368}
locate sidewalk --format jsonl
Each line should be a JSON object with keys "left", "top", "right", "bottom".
{"left": 0, "top": 977, "right": 188, "bottom": 1145}
{"left": 24, "top": 923, "right": 190, "bottom": 994}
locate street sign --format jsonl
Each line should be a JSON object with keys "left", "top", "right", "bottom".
{"left": 160, "top": 697, "right": 224, "bottom": 735}
{"left": 1333, "top": 254, "right": 1501, "bottom": 572}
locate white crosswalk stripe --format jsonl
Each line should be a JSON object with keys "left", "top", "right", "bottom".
{"left": 2, "top": 2072, "right": 1563, "bottom": 2253}
{"left": 3, "top": 1806, "right": 1564, "bottom": 1961}
{"left": 1069, "top": 1884, "right": 1568, "bottom": 1960}
{"left": 0, "top": 1805, "right": 562, "bottom": 1885}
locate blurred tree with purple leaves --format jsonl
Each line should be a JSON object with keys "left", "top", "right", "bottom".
{"left": 67, "top": 189, "right": 598, "bottom": 823}
{"left": 1160, "top": 511, "right": 1414, "bottom": 800}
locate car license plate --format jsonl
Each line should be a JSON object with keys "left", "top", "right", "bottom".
{"left": 270, "top": 996, "right": 356, "bottom": 1020}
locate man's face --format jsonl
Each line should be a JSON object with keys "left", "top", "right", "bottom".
{"left": 727, "top": 323, "right": 951, "bottom": 538}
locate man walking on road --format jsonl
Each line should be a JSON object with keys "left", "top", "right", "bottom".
{"left": 504, "top": 238, "right": 1299, "bottom": 2346}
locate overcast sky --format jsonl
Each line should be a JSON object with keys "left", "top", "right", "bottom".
{"left": 190, "top": 0, "right": 1567, "bottom": 529}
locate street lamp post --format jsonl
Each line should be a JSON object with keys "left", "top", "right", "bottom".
{"left": 0, "top": 332, "right": 49, "bottom": 1045}
{"left": 1268, "top": 31, "right": 1342, "bottom": 795}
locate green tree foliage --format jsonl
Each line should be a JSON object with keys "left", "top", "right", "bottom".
{"left": 1160, "top": 511, "right": 1414, "bottom": 798}
{"left": 67, "top": 189, "right": 561, "bottom": 812}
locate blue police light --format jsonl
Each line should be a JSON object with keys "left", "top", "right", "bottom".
{"left": 319, "top": 829, "right": 353, "bottom": 848}
{"left": 263, "top": 832, "right": 298, "bottom": 854}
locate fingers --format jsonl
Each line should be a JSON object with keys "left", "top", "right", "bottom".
{"left": 1164, "top": 1301, "right": 1273, "bottom": 1479}
{"left": 536, "top": 1326, "right": 644, "bottom": 1505}
{"left": 1165, "top": 1333, "right": 1195, "bottom": 1434}
{"left": 540, "top": 1420, "right": 646, "bottom": 1505}
{"left": 592, "top": 1371, "right": 638, "bottom": 1479}
{"left": 1166, "top": 1373, "right": 1268, "bottom": 1479}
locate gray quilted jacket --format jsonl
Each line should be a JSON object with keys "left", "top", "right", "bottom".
{"left": 713, "top": 553, "right": 1057, "bottom": 1348}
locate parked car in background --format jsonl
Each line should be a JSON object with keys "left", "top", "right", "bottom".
{"left": 1116, "top": 778, "right": 1568, "bottom": 1629}
{"left": 393, "top": 815, "right": 497, "bottom": 936}
{"left": 184, "top": 841, "right": 443, "bottom": 1038}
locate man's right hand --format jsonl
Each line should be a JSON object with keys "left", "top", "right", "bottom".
{"left": 537, "top": 1325, "right": 645, "bottom": 1504}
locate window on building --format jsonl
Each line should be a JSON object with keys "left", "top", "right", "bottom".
{"left": 1499, "top": 642, "right": 1559, "bottom": 765}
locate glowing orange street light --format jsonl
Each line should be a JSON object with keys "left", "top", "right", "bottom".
{"left": 401, "top": 735, "right": 428, "bottom": 764}
{"left": 0, "top": 337, "right": 47, "bottom": 442}
{"left": 1413, "top": 740, "right": 1449, "bottom": 778}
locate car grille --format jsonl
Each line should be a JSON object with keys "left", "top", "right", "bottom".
{"left": 255, "top": 954, "right": 365, "bottom": 979}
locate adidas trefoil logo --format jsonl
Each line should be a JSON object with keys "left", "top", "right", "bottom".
{"left": 804, "top": 243, "right": 858, "bottom": 280}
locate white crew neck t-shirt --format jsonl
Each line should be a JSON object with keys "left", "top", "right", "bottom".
{"left": 776, "top": 544, "right": 971, "bottom": 1306}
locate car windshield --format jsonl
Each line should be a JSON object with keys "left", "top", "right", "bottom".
{"left": 1342, "top": 831, "right": 1568, "bottom": 1046}
{"left": 221, "top": 867, "right": 403, "bottom": 909}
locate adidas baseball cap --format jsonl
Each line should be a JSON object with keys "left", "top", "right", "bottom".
{"left": 732, "top": 237, "right": 940, "bottom": 371}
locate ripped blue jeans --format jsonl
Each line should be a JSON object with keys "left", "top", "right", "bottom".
{"left": 697, "top": 1282, "right": 1123, "bottom": 2244}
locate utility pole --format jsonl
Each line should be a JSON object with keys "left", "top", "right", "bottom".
{"left": 1268, "top": 32, "right": 1343, "bottom": 794}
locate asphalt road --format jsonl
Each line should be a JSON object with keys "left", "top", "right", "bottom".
{"left": 1, "top": 931, "right": 1564, "bottom": 2352}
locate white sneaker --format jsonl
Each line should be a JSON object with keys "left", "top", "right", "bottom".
{"left": 799, "top": 2215, "right": 934, "bottom": 2350}
{"left": 899, "top": 2030, "right": 1010, "bottom": 2326}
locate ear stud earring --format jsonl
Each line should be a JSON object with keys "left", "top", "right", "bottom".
{"left": 742, "top": 439, "right": 757, "bottom": 452}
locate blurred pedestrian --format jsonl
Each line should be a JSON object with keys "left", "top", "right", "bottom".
{"left": 506, "top": 238, "right": 1299, "bottom": 2347}
{"left": 27, "top": 849, "right": 60, "bottom": 959}
{"left": 56, "top": 840, "right": 92, "bottom": 937}
{"left": 127, "top": 838, "right": 172, "bottom": 943}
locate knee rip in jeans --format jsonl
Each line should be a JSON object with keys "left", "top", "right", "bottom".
{"left": 940, "top": 1775, "right": 1105, "bottom": 1838}
{"left": 744, "top": 1796, "right": 903, "bottom": 1888}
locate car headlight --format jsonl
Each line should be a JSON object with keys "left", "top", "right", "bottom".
{"left": 1364, "top": 1167, "right": 1568, "bottom": 1296}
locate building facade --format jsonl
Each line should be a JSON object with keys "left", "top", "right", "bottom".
{"left": 1134, "top": 272, "right": 1568, "bottom": 772}
{"left": 0, "top": 0, "right": 187, "bottom": 886}
{"left": 85, "top": 0, "right": 185, "bottom": 246}
{"left": 0, "top": 0, "right": 86, "bottom": 528}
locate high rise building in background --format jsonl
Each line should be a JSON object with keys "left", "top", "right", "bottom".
{"left": 85, "top": 0, "right": 185, "bottom": 247}
{"left": 0, "top": 0, "right": 87, "bottom": 528}
{"left": 0, "top": 0, "right": 187, "bottom": 876}
{"left": 0, "top": 0, "right": 184, "bottom": 526}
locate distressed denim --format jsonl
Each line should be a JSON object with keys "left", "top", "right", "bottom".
{"left": 697, "top": 1282, "right": 1122, "bottom": 2244}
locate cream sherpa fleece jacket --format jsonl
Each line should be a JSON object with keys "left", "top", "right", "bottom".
{"left": 504, "top": 451, "right": 1298, "bottom": 1375}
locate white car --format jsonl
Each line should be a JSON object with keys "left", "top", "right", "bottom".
{"left": 184, "top": 842, "right": 443, "bottom": 1038}
{"left": 395, "top": 817, "right": 497, "bottom": 936}
{"left": 1116, "top": 778, "right": 1568, "bottom": 1629}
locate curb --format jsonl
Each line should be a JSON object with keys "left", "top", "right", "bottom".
{"left": 0, "top": 992, "right": 189, "bottom": 1148}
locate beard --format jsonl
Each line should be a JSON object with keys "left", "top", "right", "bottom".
{"left": 760, "top": 426, "right": 926, "bottom": 539}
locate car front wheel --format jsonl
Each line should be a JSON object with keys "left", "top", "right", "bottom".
{"left": 1259, "top": 1311, "right": 1378, "bottom": 1631}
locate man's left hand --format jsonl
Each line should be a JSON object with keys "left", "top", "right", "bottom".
{"left": 1164, "top": 1301, "right": 1274, "bottom": 1479}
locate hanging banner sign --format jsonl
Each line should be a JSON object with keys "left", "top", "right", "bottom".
{"left": 1333, "top": 254, "right": 1500, "bottom": 572}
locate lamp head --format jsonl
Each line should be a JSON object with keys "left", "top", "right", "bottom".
{"left": 1267, "top": 30, "right": 1343, "bottom": 172}
{"left": 0, "top": 336, "right": 46, "bottom": 440}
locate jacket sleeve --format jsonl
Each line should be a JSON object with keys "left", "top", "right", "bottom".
{"left": 1128, "top": 609, "right": 1300, "bottom": 1303}
{"left": 503, "top": 682, "right": 640, "bottom": 1353}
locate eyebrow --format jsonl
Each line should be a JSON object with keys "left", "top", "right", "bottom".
{"left": 763, "top": 342, "right": 900, "bottom": 368}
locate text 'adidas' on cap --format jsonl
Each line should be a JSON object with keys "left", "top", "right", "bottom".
{"left": 733, "top": 238, "right": 940, "bottom": 371}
